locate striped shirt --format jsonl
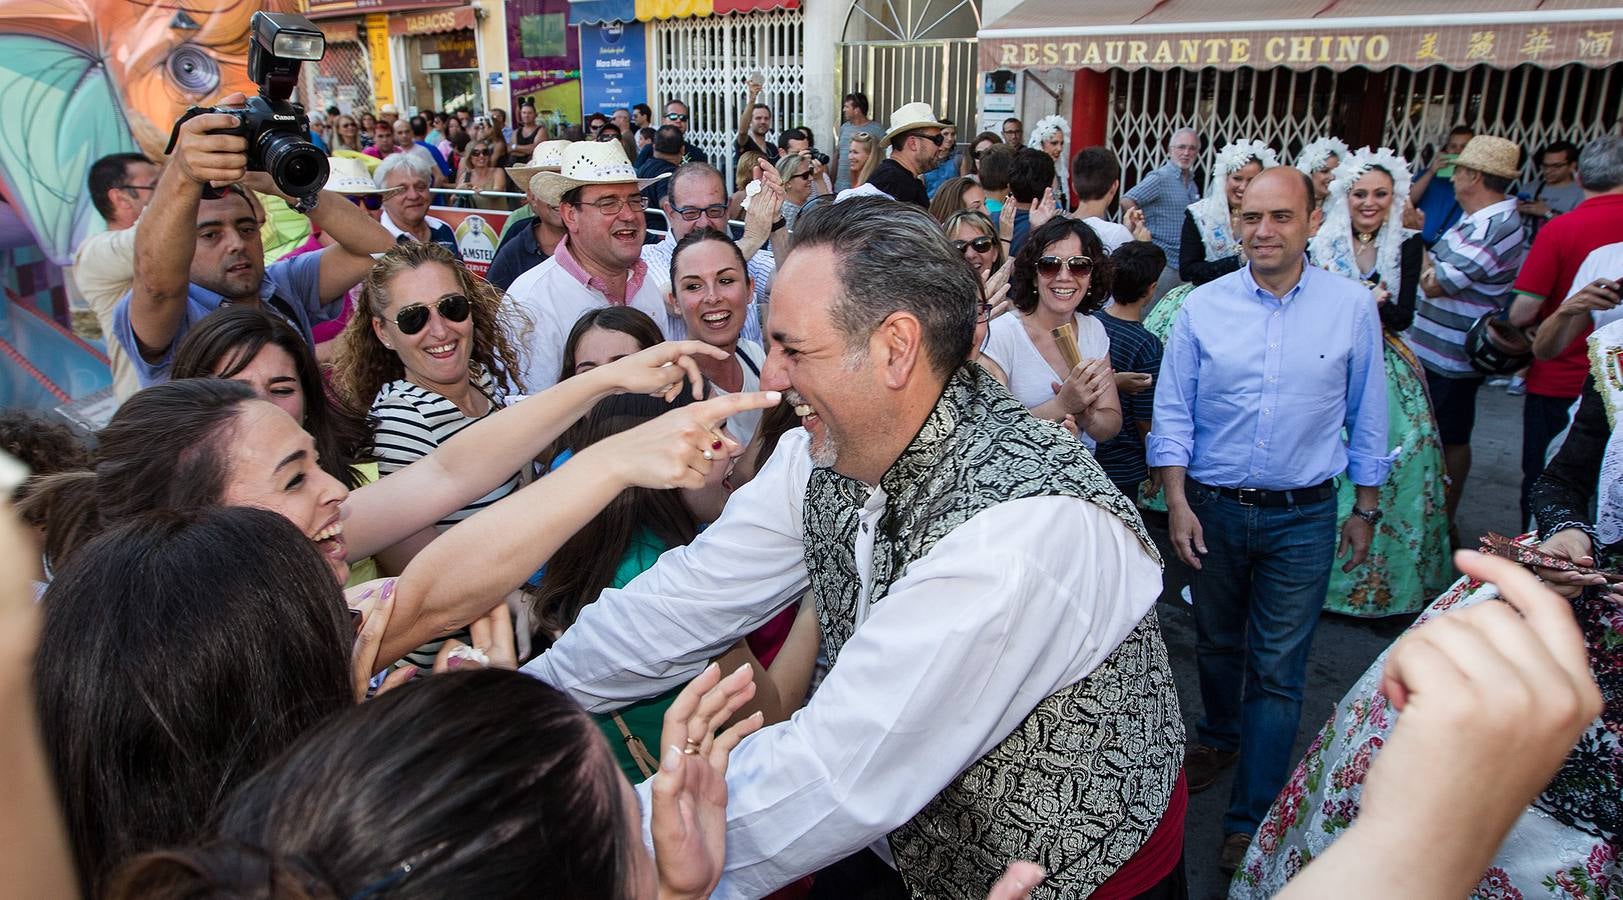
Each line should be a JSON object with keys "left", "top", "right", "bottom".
{"left": 370, "top": 374, "right": 524, "bottom": 669}
{"left": 1123, "top": 161, "right": 1201, "bottom": 262}
{"left": 1093, "top": 311, "right": 1162, "bottom": 489}
{"left": 1406, "top": 197, "right": 1526, "bottom": 377}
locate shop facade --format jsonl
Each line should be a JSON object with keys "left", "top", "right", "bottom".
{"left": 976, "top": 3, "right": 1623, "bottom": 191}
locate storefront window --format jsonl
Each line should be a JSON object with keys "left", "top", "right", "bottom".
{"left": 401, "top": 29, "right": 481, "bottom": 115}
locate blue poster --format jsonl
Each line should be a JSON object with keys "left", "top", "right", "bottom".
{"left": 579, "top": 22, "right": 647, "bottom": 116}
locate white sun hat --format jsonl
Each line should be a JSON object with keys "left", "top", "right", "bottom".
{"left": 882, "top": 102, "right": 948, "bottom": 145}
{"left": 529, "top": 140, "right": 670, "bottom": 206}
{"left": 506, "top": 139, "right": 574, "bottom": 190}
{"left": 324, "top": 156, "right": 403, "bottom": 196}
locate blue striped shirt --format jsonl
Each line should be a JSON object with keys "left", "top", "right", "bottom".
{"left": 1406, "top": 197, "right": 1526, "bottom": 377}
{"left": 1093, "top": 311, "right": 1162, "bottom": 487}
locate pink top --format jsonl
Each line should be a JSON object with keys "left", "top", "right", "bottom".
{"left": 553, "top": 238, "right": 648, "bottom": 305}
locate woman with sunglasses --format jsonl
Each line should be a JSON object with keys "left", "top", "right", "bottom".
{"left": 471, "top": 115, "right": 510, "bottom": 167}
{"left": 983, "top": 217, "right": 1122, "bottom": 447}
{"left": 775, "top": 151, "right": 826, "bottom": 230}
{"left": 928, "top": 175, "right": 989, "bottom": 222}
{"left": 331, "top": 114, "right": 366, "bottom": 153}
{"left": 455, "top": 141, "right": 518, "bottom": 211}
{"left": 965, "top": 130, "right": 1003, "bottom": 176}
{"left": 334, "top": 242, "right": 530, "bottom": 663}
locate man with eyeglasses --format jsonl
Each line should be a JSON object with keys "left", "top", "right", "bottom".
{"left": 641, "top": 162, "right": 783, "bottom": 341}
{"left": 506, "top": 141, "right": 675, "bottom": 391}
{"left": 867, "top": 102, "right": 948, "bottom": 208}
{"left": 376, "top": 154, "right": 461, "bottom": 259}
{"left": 1518, "top": 140, "right": 1584, "bottom": 238}
{"left": 636, "top": 99, "right": 710, "bottom": 167}
{"left": 1122, "top": 127, "right": 1202, "bottom": 298}
{"left": 111, "top": 99, "right": 395, "bottom": 388}
{"left": 73, "top": 153, "right": 160, "bottom": 399}
{"left": 1001, "top": 117, "right": 1023, "bottom": 146}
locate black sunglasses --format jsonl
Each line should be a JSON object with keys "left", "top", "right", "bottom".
{"left": 383, "top": 294, "right": 472, "bottom": 336}
{"left": 666, "top": 112, "right": 689, "bottom": 122}
{"left": 953, "top": 236, "right": 995, "bottom": 255}
{"left": 469, "top": 147, "right": 490, "bottom": 156}
{"left": 914, "top": 132, "right": 944, "bottom": 147}
{"left": 1036, "top": 255, "right": 1094, "bottom": 278}
{"left": 348, "top": 194, "right": 383, "bottom": 211}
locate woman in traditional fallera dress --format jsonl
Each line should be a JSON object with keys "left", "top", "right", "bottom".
{"left": 1308, "top": 147, "right": 1452, "bottom": 616}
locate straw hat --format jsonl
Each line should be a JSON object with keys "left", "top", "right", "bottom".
{"left": 1452, "top": 135, "right": 1522, "bottom": 180}
{"left": 324, "top": 156, "right": 402, "bottom": 196}
{"left": 529, "top": 141, "right": 669, "bottom": 206}
{"left": 882, "top": 102, "right": 948, "bottom": 145}
{"left": 505, "top": 139, "right": 573, "bottom": 188}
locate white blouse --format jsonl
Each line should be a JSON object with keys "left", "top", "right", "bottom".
{"left": 981, "top": 311, "right": 1111, "bottom": 449}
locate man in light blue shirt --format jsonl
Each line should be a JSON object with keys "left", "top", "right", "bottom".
{"left": 1148, "top": 167, "right": 1390, "bottom": 875}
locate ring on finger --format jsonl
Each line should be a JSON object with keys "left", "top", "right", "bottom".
{"left": 703, "top": 448, "right": 715, "bottom": 461}
{"left": 682, "top": 737, "right": 702, "bottom": 755}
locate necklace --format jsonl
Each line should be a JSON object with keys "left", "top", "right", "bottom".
{"left": 1355, "top": 230, "right": 1377, "bottom": 246}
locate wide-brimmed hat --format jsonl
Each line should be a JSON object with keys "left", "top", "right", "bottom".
{"left": 1452, "top": 135, "right": 1522, "bottom": 180}
{"left": 882, "top": 102, "right": 948, "bottom": 145}
{"left": 324, "top": 156, "right": 402, "bottom": 196}
{"left": 506, "top": 139, "right": 573, "bottom": 188}
{"left": 529, "top": 141, "right": 669, "bottom": 206}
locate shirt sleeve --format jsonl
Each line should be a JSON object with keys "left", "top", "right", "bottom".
{"left": 1146, "top": 304, "right": 1198, "bottom": 468}
{"left": 110, "top": 289, "right": 183, "bottom": 387}
{"left": 269, "top": 251, "right": 339, "bottom": 326}
{"left": 1342, "top": 294, "right": 1392, "bottom": 486}
{"left": 1124, "top": 168, "right": 1161, "bottom": 205}
{"left": 523, "top": 429, "right": 815, "bottom": 708}
{"left": 647, "top": 495, "right": 1163, "bottom": 899}
{"left": 71, "top": 228, "right": 138, "bottom": 313}
{"left": 369, "top": 391, "right": 439, "bottom": 475}
{"left": 1510, "top": 218, "right": 1560, "bottom": 303}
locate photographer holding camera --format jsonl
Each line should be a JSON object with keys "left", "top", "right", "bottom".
{"left": 112, "top": 91, "right": 395, "bottom": 387}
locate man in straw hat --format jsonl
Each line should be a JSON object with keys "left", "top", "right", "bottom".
{"left": 488, "top": 141, "right": 572, "bottom": 290}
{"left": 505, "top": 140, "right": 672, "bottom": 391}
{"left": 867, "top": 101, "right": 948, "bottom": 208}
{"left": 112, "top": 101, "right": 396, "bottom": 388}
{"left": 1406, "top": 134, "right": 1527, "bottom": 526}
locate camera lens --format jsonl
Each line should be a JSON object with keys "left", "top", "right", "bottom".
{"left": 260, "top": 131, "right": 329, "bottom": 198}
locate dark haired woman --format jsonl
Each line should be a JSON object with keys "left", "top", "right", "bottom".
{"left": 534, "top": 389, "right": 817, "bottom": 781}
{"left": 670, "top": 228, "right": 768, "bottom": 446}
{"left": 560, "top": 306, "right": 666, "bottom": 383}
{"left": 982, "top": 217, "right": 1122, "bottom": 446}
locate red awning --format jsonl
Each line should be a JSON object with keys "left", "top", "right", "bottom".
{"left": 978, "top": 0, "right": 1623, "bottom": 71}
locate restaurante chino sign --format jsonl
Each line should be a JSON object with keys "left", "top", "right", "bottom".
{"left": 980, "top": 23, "right": 1622, "bottom": 72}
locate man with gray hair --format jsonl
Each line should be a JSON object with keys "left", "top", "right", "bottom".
{"left": 376, "top": 153, "right": 461, "bottom": 258}
{"left": 528, "top": 196, "right": 1185, "bottom": 898}
{"left": 1122, "top": 127, "right": 1202, "bottom": 297}
{"left": 1507, "top": 134, "right": 1623, "bottom": 524}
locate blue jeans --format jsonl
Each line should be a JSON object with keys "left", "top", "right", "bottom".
{"left": 1185, "top": 481, "right": 1337, "bottom": 836}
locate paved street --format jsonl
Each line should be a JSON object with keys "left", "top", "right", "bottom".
{"left": 1148, "top": 381, "right": 1527, "bottom": 898}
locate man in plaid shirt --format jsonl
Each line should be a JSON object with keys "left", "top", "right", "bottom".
{"left": 1405, "top": 135, "right": 1528, "bottom": 527}
{"left": 1122, "top": 127, "right": 1201, "bottom": 299}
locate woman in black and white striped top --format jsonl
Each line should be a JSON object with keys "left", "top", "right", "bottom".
{"left": 335, "top": 242, "right": 530, "bottom": 666}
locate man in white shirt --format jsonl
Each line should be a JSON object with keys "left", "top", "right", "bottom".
{"left": 72, "top": 153, "right": 158, "bottom": 400}
{"left": 527, "top": 197, "right": 1184, "bottom": 898}
{"left": 506, "top": 141, "right": 673, "bottom": 391}
{"left": 1072, "top": 146, "right": 1151, "bottom": 254}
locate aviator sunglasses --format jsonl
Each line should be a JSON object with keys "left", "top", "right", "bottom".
{"left": 383, "top": 294, "right": 472, "bottom": 335}
{"left": 953, "top": 236, "right": 995, "bottom": 254}
{"left": 1036, "top": 255, "right": 1094, "bottom": 277}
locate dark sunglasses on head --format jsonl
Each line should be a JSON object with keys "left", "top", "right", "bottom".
{"left": 347, "top": 194, "right": 384, "bottom": 211}
{"left": 383, "top": 294, "right": 472, "bottom": 336}
{"left": 953, "top": 236, "right": 995, "bottom": 254}
{"left": 1036, "top": 255, "right": 1094, "bottom": 277}
{"left": 666, "top": 112, "right": 689, "bottom": 122}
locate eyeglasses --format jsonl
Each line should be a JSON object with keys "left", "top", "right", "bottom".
{"left": 572, "top": 194, "right": 649, "bottom": 215}
{"left": 1036, "top": 255, "right": 1094, "bottom": 278}
{"left": 116, "top": 183, "right": 159, "bottom": 193}
{"left": 913, "top": 132, "right": 945, "bottom": 147}
{"left": 666, "top": 112, "right": 689, "bottom": 122}
{"left": 953, "top": 236, "right": 995, "bottom": 255}
{"left": 975, "top": 301, "right": 995, "bottom": 323}
{"left": 382, "top": 294, "right": 471, "bottom": 336}
{"left": 672, "top": 203, "right": 728, "bottom": 221}
{"left": 468, "top": 147, "right": 490, "bottom": 156}
{"left": 347, "top": 194, "right": 384, "bottom": 211}
{"left": 789, "top": 170, "right": 813, "bottom": 182}
{"left": 597, "top": 133, "right": 621, "bottom": 142}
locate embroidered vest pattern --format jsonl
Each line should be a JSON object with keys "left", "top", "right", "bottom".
{"left": 803, "top": 364, "right": 1184, "bottom": 899}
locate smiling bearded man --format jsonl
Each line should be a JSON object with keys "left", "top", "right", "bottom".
{"left": 526, "top": 196, "right": 1188, "bottom": 898}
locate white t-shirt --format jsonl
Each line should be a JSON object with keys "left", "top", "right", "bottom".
{"left": 706, "top": 339, "right": 766, "bottom": 446}
{"left": 1573, "top": 240, "right": 1623, "bottom": 331}
{"left": 1083, "top": 216, "right": 1135, "bottom": 255}
{"left": 982, "top": 311, "right": 1111, "bottom": 449}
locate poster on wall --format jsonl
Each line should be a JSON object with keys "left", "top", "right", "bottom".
{"left": 506, "top": 0, "right": 583, "bottom": 130}
{"left": 580, "top": 22, "right": 647, "bottom": 117}
{"left": 980, "top": 69, "right": 1018, "bottom": 136}
{"left": 428, "top": 207, "right": 511, "bottom": 278}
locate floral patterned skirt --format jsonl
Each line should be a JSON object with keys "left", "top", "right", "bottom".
{"left": 1139, "top": 282, "right": 1197, "bottom": 515}
{"left": 1231, "top": 566, "right": 1622, "bottom": 899}
{"left": 1322, "top": 336, "right": 1453, "bottom": 617}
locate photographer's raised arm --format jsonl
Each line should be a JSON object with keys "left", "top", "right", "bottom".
{"left": 128, "top": 107, "right": 250, "bottom": 359}
{"left": 242, "top": 171, "right": 395, "bottom": 303}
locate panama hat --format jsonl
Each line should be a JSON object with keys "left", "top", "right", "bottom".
{"left": 1452, "top": 135, "right": 1522, "bottom": 181}
{"left": 324, "top": 156, "right": 402, "bottom": 196}
{"left": 506, "top": 139, "right": 573, "bottom": 189}
{"left": 529, "top": 141, "right": 670, "bottom": 206}
{"left": 882, "top": 102, "right": 948, "bottom": 145}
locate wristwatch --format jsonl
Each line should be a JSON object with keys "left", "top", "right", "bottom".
{"left": 770, "top": 217, "right": 787, "bottom": 232}
{"left": 1352, "top": 506, "right": 1383, "bottom": 525}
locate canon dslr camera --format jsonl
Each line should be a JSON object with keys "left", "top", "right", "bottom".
{"left": 166, "top": 12, "right": 329, "bottom": 211}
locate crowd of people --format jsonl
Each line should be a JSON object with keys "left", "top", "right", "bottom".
{"left": 16, "top": 84, "right": 1623, "bottom": 898}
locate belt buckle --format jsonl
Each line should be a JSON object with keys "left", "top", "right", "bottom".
{"left": 1236, "top": 487, "right": 1262, "bottom": 506}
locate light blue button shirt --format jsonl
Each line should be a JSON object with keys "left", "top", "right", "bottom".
{"left": 1148, "top": 261, "right": 1391, "bottom": 489}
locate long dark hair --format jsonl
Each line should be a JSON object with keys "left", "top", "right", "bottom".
{"left": 172, "top": 306, "right": 375, "bottom": 489}
{"left": 531, "top": 391, "right": 702, "bottom": 637}
{"left": 37, "top": 507, "right": 353, "bottom": 896}
{"left": 558, "top": 305, "right": 664, "bottom": 385}
{"left": 1010, "top": 217, "right": 1115, "bottom": 315}
{"left": 108, "top": 671, "right": 636, "bottom": 900}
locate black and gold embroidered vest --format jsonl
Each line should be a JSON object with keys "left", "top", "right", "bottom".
{"left": 803, "top": 364, "right": 1184, "bottom": 899}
